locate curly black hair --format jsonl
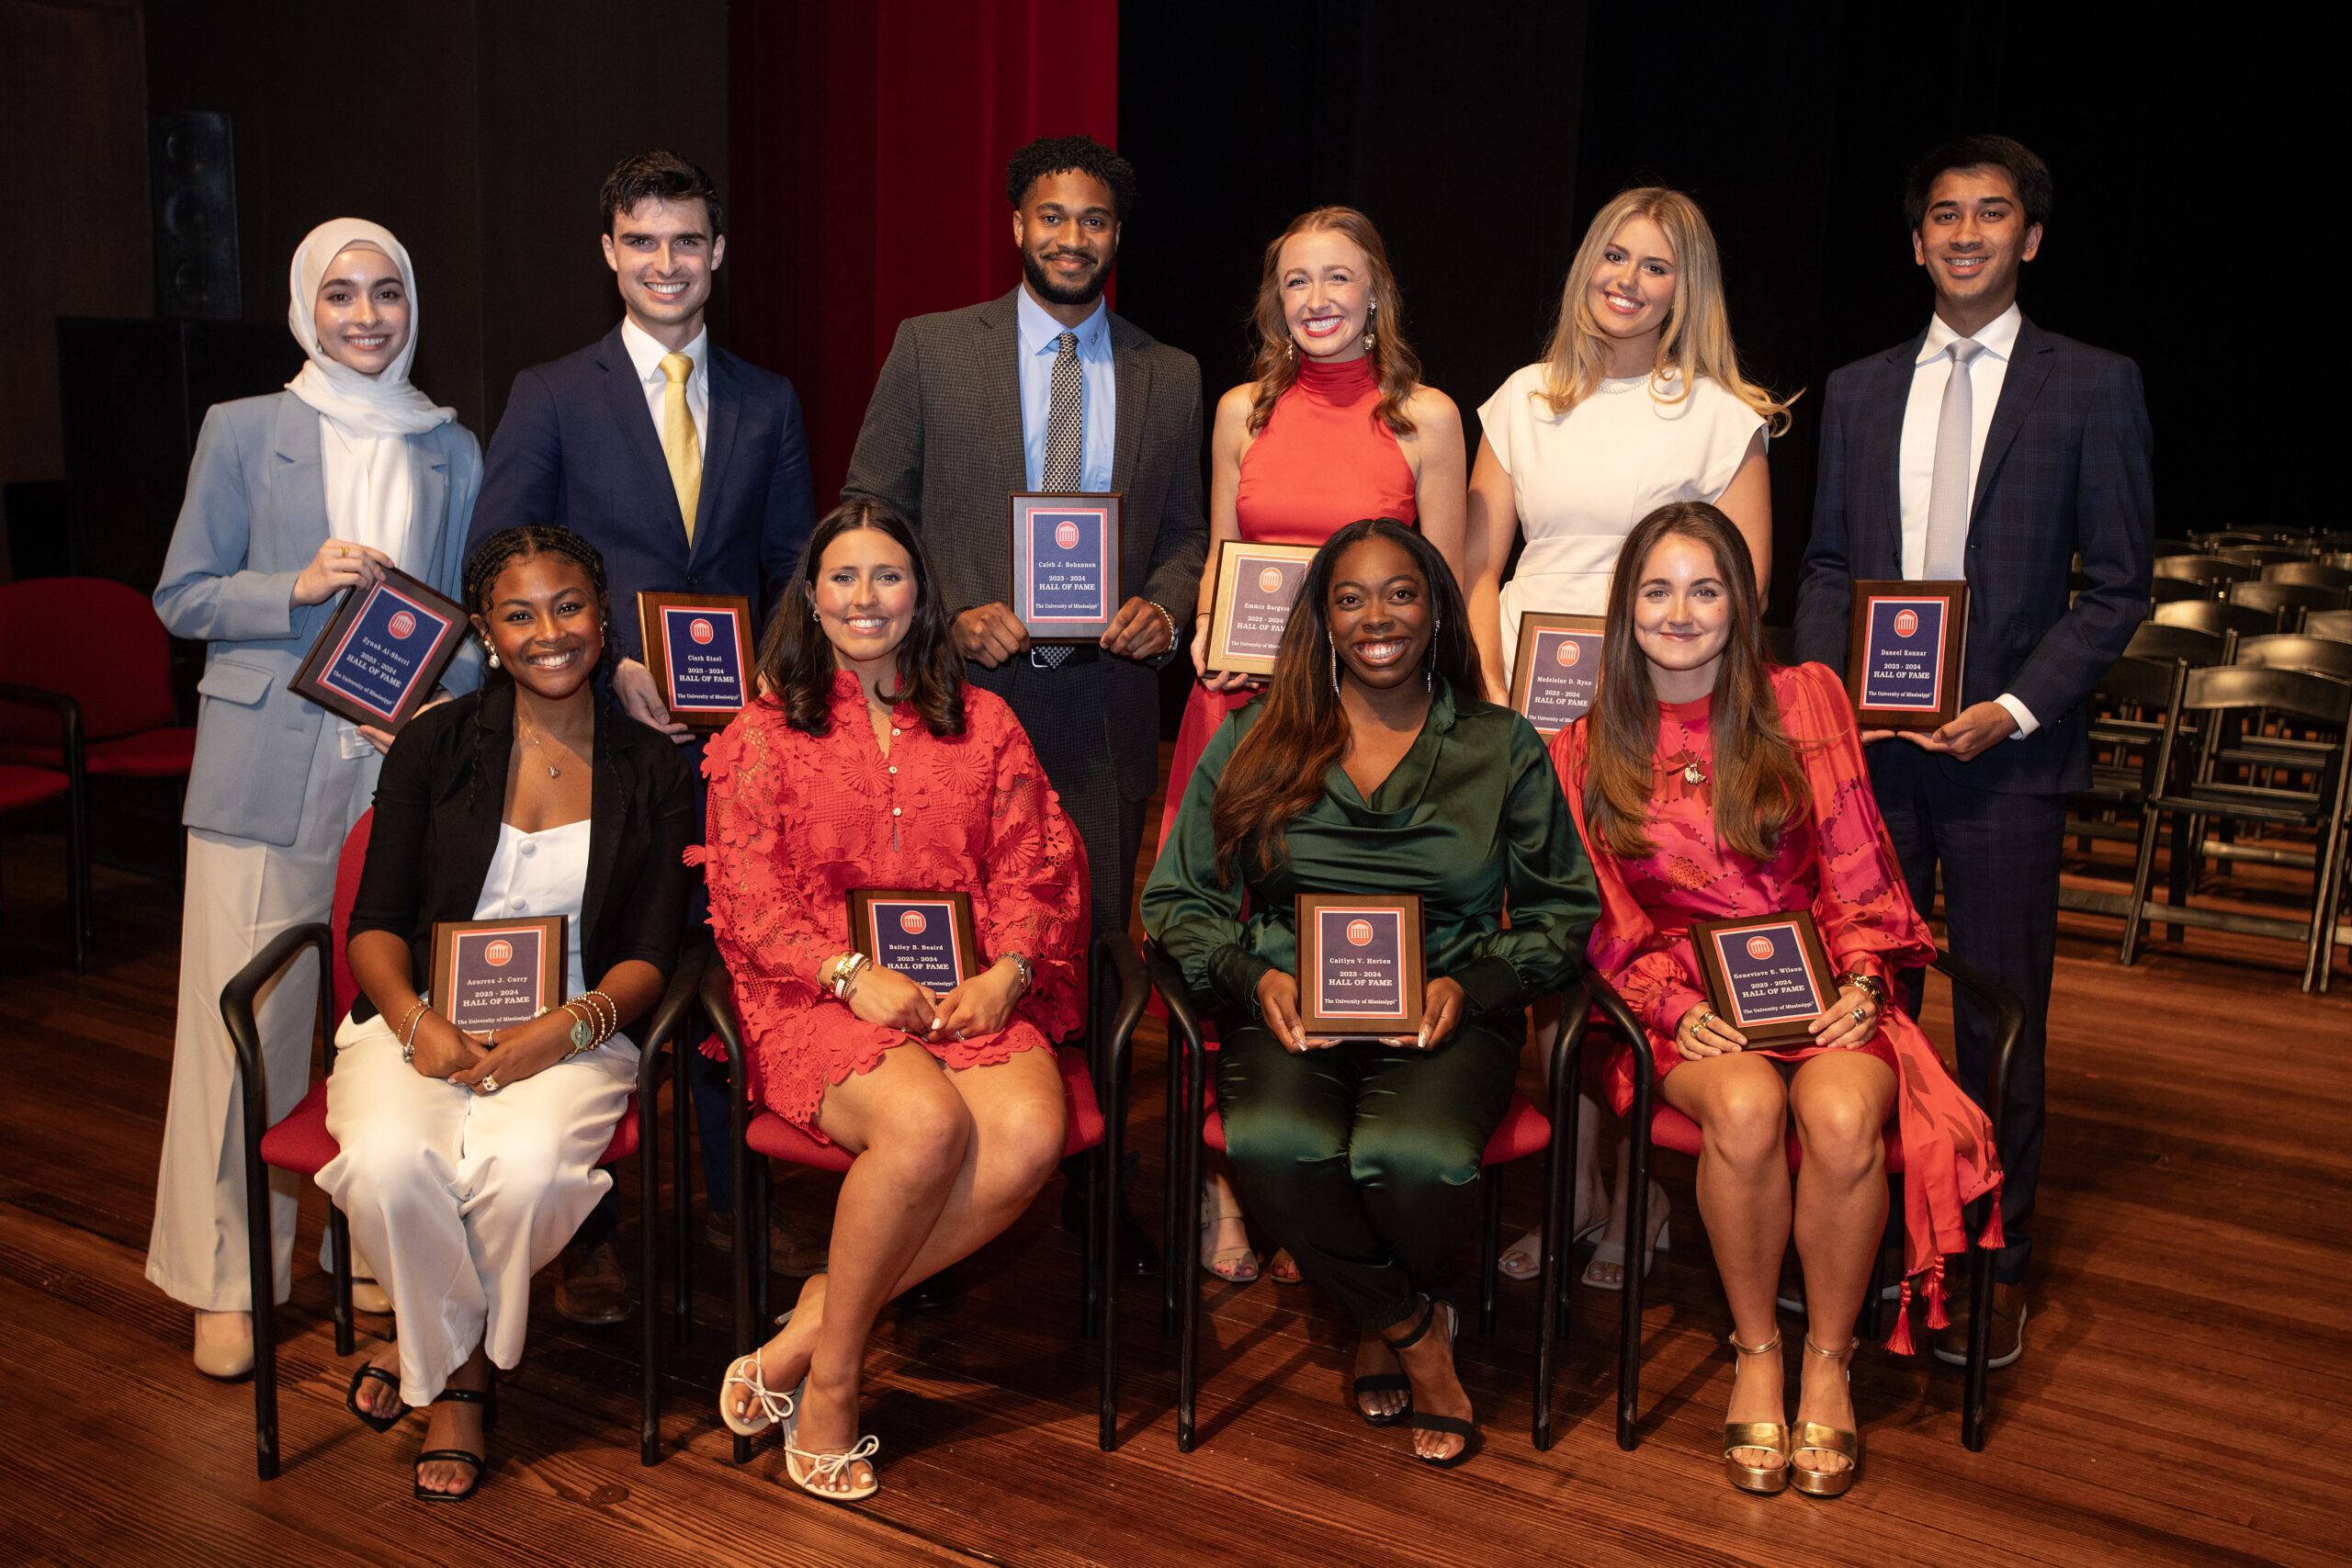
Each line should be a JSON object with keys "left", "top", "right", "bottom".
{"left": 462, "top": 525, "right": 617, "bottom": 699}
{"left": 598, "top": 149, "right": 725, "bottom": 238}
{"left": 1005, "top": 133, "right": 1138, "bottom": 222}
{"left": 1904, "top": 134, "right": 2051, "bottom": 233}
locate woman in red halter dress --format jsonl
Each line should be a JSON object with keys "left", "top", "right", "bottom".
{"left": 1168, "top": 207, "right": 1466, "bottom": 1286}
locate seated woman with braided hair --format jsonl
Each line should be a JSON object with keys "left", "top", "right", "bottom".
{"left": 327, "top": 524, "right": 695, "bottom": 1501}
{"left": 1556, "top": 501, "right": 2000, "bottom": 1497}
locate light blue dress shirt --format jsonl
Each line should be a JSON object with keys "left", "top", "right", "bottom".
{"left": 1016, "top": 288, "right": 1115, "bottom": 493}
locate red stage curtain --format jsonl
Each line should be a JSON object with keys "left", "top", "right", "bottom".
{"left": 729, "top": 0, "right": 1118, "bottom": 508}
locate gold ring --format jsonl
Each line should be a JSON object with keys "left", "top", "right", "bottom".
{"left": 338, "top": 545, "right": 350, "bottom": 557}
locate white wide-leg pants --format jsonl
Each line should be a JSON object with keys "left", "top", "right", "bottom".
{"left": 317, "top": 1013, "right": 638, "bottom": 1406}
{"left": 144, "top": 720, "right": 378, "bottom": 1313}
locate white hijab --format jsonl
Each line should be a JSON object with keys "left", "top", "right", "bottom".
{"left": 287, "top": 220, "right": 453, "bottom": 752}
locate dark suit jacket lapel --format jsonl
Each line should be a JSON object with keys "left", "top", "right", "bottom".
{"left": 695, "top": 350, "right": 743, "bottom": 564}
{"left": 598, "top": 325, "right": 686, "bottom": 535}
{"left": 973, "top": 290, "right": 1028, "bottom": 491}
{"left": 270, "top": 393, "right": 330, "bottom": 551}
{"left": 1108, "top": 313, "right": 1151, "bottom": 497}
{"left": 581, "top": 697, "right": 629, "bottom": 957}
{"left": 1973, "top": 314, "right": 2053, "bottom": 521}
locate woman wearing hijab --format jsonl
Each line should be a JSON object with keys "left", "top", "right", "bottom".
{"left": 145, "top": 219, "right": 482, "bottom": 1380}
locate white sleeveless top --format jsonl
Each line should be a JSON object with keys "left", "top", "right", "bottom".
{"left": 471, "top": 819, "right": 591, "bottom": 998}
{"left": 1479, "top": 365, "right": 1764, "bottom": 679}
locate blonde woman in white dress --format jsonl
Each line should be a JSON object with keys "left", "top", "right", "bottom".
{"left": 1463, "top": 186, "right": 1792, "bottom": 1287}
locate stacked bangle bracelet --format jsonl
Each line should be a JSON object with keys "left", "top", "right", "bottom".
{"left": 824, "top": 952, "right": 870, "bottom": 999}
{"left": 398, "top": 999, "right": 430, "bottom": 1064}
{"left": 560, "top": 988, "right": 618, "bottom": 1058}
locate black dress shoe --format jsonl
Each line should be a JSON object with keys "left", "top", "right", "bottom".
{"left": 892, "top": 1267, "right": 956, "bottom": 1312}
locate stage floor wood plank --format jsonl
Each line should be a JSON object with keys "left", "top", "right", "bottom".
{"left": 1, "top": 753, "right": 2346, "bottom": 1567}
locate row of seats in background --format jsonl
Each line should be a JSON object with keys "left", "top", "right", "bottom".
{"left": 2067, "top": 527, "right": 2352, "bottom": 992}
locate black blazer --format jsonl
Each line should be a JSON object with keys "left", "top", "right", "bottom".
{"left": 346, "top": 681, "right": 697, "bottom": 1022}
{"left": 1792, "top": 313, "right": 2154, "bottom": 796}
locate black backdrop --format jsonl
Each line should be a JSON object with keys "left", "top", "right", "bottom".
{"left": 1119, "top": 2, "right": 2320, "bottom": 623}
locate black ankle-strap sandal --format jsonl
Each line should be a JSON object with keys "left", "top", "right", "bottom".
{"left": 345, "top": 1362, "right": 406, "bottom": 1434}
{"left": 413, "top": 1381, "right": 495, "bottom": 1502}
{"left": 1398, "top": 1295, "right": 1481, "bottom": 1470}
{"left": 1352, "top": 1295, "right": 1440, "bottom": 1427}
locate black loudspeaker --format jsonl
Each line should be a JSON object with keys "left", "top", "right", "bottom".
{"left": 150, "top": 110, "right": 242, "bottom": 322}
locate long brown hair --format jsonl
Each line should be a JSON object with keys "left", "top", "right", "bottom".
{"left": 1582, "top": 502, "right": 1806, "bottom": 862}
{"left": 756, "top": 498, "right": 965, "bottom": 738}
{"left": 1246, "top": 207, "right": 1421, "bottom": 437}
{"left": 1209, "top": 519, "right": 1478, "bottom": 883}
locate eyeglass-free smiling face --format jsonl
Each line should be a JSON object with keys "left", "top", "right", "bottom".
{"left": 1589, "top": 215, "right": 1678, "bottom": 348}
{"left": 1912, "top": 164, "right": 2041, "bottom": 325}
{"left": 1631, "top": 531, "right": 1732, "bottom": 702}
{"left": 604, "top": 196, "right": 725, "bottom": 344}
{"left": 808, "top": 526, "right": 919, "bottom": 677}
{"left": 1326, "top": 536, "right": 1432, "bottom": 693}
{"left": 474, "top": 554, "right": 604, "bottom": 702}
{"left": 313, "top": 246, "right": 410, "bottom": 376}
{"left": 1280, "top": 227, "right": 1373, "bottom": 364}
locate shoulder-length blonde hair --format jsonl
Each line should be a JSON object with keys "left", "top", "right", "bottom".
{"left": 1537, "top": 187, "right": 1793, "bottom": 434}
{"left": 1247, "top": 206, "right": 1421, "bottom": 437}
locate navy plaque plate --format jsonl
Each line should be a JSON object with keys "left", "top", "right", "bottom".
{"left": 289, "top": 567, "right": 468, "bottom": 731}
{"left": 638, "top": 592, "right": 755, "bottom": 730}
{"left": 1295, "top": 893, "right": 1426, "bottom": 1044}
{"left": 1205, "top": 540, "right": 1318, "bottom": 678}
{"left": 1846, "top": 581, "right": 1969, "bottom": 731}
{"left": 847, "top": 888, "right": 983, "bottom": 992}
{"left": 430, "top": 916, "right": 567, "bottom": 1034}
{"left": 1509, "top": 613, "right": 1606, "bottom": 737}
{"left": 1010, "top": 491, "right": 1124, "bottom": 643}
{"left": 1689, "top": 909, "right": 1837, "bottom": 1046}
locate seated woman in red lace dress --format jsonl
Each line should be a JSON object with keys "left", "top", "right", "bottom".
{"left": 1555, "top": 502, "right": 2000, "bottom": 1499}
{"left": 703, "top": 499, "right": 1087, "bottom": 1502}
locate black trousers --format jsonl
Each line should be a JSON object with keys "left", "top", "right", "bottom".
{"left": 1216, "top": 1012, "right": 1521, "bottom": 1332}
{"left": 1866, "top": 739, "right": 2060, "bottom": 1284}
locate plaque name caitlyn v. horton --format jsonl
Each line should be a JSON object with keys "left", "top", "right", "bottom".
{"left": 289, "top": 567, "right": 469, "bottom": 732}
{"left": 1689, "top": 909, "right": 1837, "bottom": 1046}
{"left": 1204, "top": 540, "right": 1318, "bottom": 678}
{"left": 1509, "top": 613, "right": 1607, "bottom": 736}
{"left": 1295, "top": 893, "right": 1426, "bottom": 1045}
{"left": 1846, "top": 580, "right": 1969, "bottom": 730}
{"left": 430, "top": 916, "right": 568, "bottom": 1033}
{"left": 1009, "top": 491, "right": 1123, "bottom": 643}
{"left": 638, "top": 592, "right": 755, "bottom": 730}
{"left": 848, "top": 888, "right": 983, "bottom": 992}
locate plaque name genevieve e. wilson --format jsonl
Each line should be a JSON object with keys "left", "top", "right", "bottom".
{"left": 1688, "top": 909, "right": 1838, "bottom": 1047}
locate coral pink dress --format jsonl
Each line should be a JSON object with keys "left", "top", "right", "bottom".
{"left": 702, "top": 675, "right": 1088, "bottom": 1141}
{"left": 1159, "top": 355, "right": 1419, "bottom": 848}
{"left": 1551, "top": 662, "right": 2003, "bottom": 1343}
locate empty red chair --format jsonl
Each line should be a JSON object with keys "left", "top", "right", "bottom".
{"left": 0, "top": 578, "right": 197, "bottom": 781}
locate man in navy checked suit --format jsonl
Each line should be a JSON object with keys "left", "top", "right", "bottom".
{"left": 1793, "top": 136, "right": 2154, "bottom": 1369}
{"left": 472, "top": 152, "right": 818, "bottom": 1320}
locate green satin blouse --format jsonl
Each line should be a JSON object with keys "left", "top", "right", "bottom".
{"left": 1141, "top": 680, "right": 1600, "bottom": 1017}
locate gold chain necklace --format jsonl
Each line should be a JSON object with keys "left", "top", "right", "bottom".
{"left": 519, "top": 719, "right": 572, "bottom": 779}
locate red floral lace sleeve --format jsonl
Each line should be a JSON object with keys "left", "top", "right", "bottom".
{"left": 970, "top": 700, "right": 1089, "bottom": 1043}
{"left": 1779, "top": 662, "right": 1936, "bottom": 987}
{"left": 1549, "top": 722, "right": 1712, "bottom": 1040}
{"left": 703, "top": 703, "right": 841, "bottom": 1010}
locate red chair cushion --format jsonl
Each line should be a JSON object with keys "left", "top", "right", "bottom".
{"left": 262, "top": 1083, "right": 645, "bottom": 1177}
{"left": 745, "top": 1046, "right": 1105, "bottom": 1172}
{"left": 86, "top": 728, "right": 198, "bottom": 777}
{"left": 1204, "top": 1083, "right": 1549, "bottom": 1166}
{"left": 0, "top": 579, "right": 178, "bottom": 742}
{"left": 0, "top": 764, "right": 67, "bottom": 814}
{"left": 1648, "top": 1104, "right": 1905, "bottom": 1174}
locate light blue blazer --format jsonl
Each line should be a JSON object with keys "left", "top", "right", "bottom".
{"left": 154, "top": 391, "right": 483, "bottom": 847}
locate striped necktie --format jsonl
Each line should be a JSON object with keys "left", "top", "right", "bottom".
{"left": 1035, "top": 331, "right": 1082, "bottom": 668}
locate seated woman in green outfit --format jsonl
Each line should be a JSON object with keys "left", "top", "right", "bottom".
{"left": 1142, "top": 517, "right": 1599, "bottom": 1469}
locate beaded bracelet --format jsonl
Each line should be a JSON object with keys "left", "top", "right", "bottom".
{"left": 400, "top": 1000, "right": 432, "bottom": 1064}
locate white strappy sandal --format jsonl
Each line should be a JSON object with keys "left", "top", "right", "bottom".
{"left": 719, "top": 1310, "right": 798, "bottom": 1438}
{"left": 778, "top": 1377, "right": 880, "bottom": 1502}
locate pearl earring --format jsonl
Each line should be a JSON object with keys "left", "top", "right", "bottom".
{"left": 484, "top": 639, "right": 499, "bottom": 670}
{"left": 1363, "top": 301, "right": 1377, "bottom": 352}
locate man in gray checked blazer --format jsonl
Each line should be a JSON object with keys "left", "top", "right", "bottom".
{"left": 845, "top": 134, "right": 1207, "bottom": 945}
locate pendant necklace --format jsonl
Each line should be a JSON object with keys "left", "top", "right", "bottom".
{"left": 1683, "top": 759, "right": 1708, "bottom": 785}
{"left": 522, "top": 721, "right": 562, "bottom": 778}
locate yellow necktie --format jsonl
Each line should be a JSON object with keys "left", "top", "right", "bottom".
{"left": 660, "top": 352, "right": 701, "bottom": 545}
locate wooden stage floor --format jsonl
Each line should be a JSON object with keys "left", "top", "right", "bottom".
{"left": 2, "top": 756, "right": 2346, "bottom": 1567}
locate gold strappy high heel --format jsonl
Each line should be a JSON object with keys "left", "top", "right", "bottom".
{"left": 1791, "top": 1336, "right": 1861, "bottom": 1498}
{"left": 1723, "top": 1330, "right": 1791, "bottom": 1495}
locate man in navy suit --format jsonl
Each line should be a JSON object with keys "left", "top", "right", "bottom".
{"left": 1793, "top": 135, "right": 2154, "bottom": 1370}
{"left": 473, "top": 151, "right": 818, "bottom": 1320}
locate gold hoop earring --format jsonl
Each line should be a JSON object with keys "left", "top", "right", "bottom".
{"left": 1329, "top": 636, "right": 1340, "bottom": 696}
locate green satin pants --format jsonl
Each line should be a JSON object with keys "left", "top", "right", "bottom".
{"left": 1215, "top": 1011, "right": 1521, "bottom": 1333}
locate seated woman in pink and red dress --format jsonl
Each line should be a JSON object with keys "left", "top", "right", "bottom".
{"left": 1554, "top": 501, "right": 2001, "bottom": 1498}
{"left": 702, "top": 499, "right": 1087, "bottom": 1503}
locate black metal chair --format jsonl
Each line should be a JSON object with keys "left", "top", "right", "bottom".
{"left": 2154, "top": 555, "right": 2257, "bottom": 593}
{"left": 2124, "top": 623, "right": 2226, "bottom": 668}
{"left": 2234, "top": 634, "right": 2352, "bottom": 684}
{"left": 2063, "top": 656, "right": 2193, "bottom": 927}
{"left": 1580, "top": 954, "right": 2022, "bottom": 1453}
{"left": 2264, "top": 561, "right": 2352, "bottom": 592}
{"left": 2230, "top": 579, "right": 2349, "bottom": 634}
{"left": 0, "top": 682, "right": 91, "bottom": 972}
{"left": 2306, "top": 609, "right": 2352, "bottom": 646}
{"left": 1145, "top": 942, "right": 1588, "bottom": 1452}
{"left": 2148, "top": 576, "right": 2211, "bottom": 604}
{"left": 2154, "top": 598, "right": 2277, "bottom": 644}
{"left": 698, "top": 931, "right": 1144, "bottom": 1456}
{"left": 2120, "top": 666, "right": 2352, "bottom": 992}
{"left": 2214, "top": 546, "right": 2311, "bottom": 569}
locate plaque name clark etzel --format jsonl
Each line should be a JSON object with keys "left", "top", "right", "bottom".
{"left": 430, "top": 916, "right": 568, "bottom": 1033}
{"left": 1687, "top": 909, "right": 1838, "bottom": 1047}
{"left": 1009, "top": 491, "right": 1123, "bottom": 643}
{"left": 846, "top": 889, "right": 983, "bottom": 993}
{"left": 288, "top": 566, "right": 469, "bottom": 732}
{"left": 636, "top": 592, "right": 755, "bottom": 730}
{"left": 1845, "top": 580, "right": 1969, "bottom": 730}
{"left": 1204, "top": 540, "right": 1318, "bottom": 679}
{"left": 1508, "top": 613, "right": 1607, "bottom": 737}
{"left": 1294, "top": 893, "right": 1427, "bottom": 1045}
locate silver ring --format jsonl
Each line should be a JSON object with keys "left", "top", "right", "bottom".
{"left": 1849, "top": 1005, "right": 1866, "bottom": 1025}
{"left": 480, "top": 1074, "right": 502, "bottom": 1093}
